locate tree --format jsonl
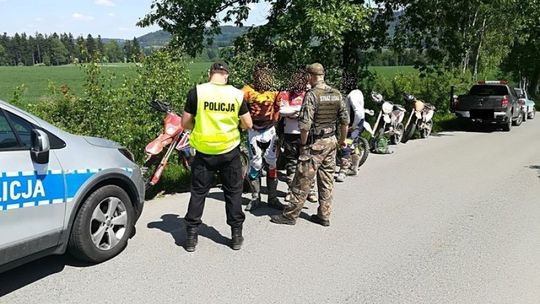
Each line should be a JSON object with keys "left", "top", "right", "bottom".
{"left": 49, "top": 37, "right": 69, "bottom": 65}
{"left": 501, "top": 0, "right": 540, "bottom": 95}
{"left": 123, "top": 40, "right": 133, "bottom": 62}
{"left": 389, "top": 0, "right": 520, "bottom": 78}
{"left": 103, "top": 40, "right": 122, "bottom": 62}
{"left": 131, "top": 37, "right": 142, "bottom": 62}
{"left": 137, "top": 0, "right": 394, "bottom": 86}
{"left": 97, "top": 35, "right": 105, "bottom": 58}
{"left": 0, "top": 43, "right": 7, "bottom": 65}
{"left": 86, "top": 34, "right": 96, "bottom": 58}
{"left": 77, "top": 36, "right": 87, "bottom": 62}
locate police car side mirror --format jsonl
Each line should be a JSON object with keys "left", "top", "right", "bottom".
{"left": 31, "top": 129, "right": 50, "bottom": 164}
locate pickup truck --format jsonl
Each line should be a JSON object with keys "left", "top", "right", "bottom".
{"left": 454, "top": 81, "right": 525, "bottom": 131}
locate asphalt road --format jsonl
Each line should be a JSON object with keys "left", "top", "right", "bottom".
{"left": 2, "top": 119, "right": 540, "bottom": 304}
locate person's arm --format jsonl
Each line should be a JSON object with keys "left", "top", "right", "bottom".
{"left": 240, "top": 113, "right": 253, "bottom": 129}
{"left": 182, "top": 87, "right": 197, "bottom": 130}
{"left": 298, "top": 91, "right": 316, "bottom": 145}
{"left": 337, "top": 95, "right": 350, "bottom": 147}
{"left": 182, "top": 112, "right": 194, "bottom": 130}
{"left": 339, "top": 124, "right": 348, "bottom": 146}
{"left": 238, "top": 99, "right": 252, "bottom": 129}
{"left": 272, "top": 93, "right": 281, "bottom": 122}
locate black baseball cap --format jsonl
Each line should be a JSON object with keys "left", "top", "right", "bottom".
{"left": 210, "top": 61, "right": 229, "bottom": 74}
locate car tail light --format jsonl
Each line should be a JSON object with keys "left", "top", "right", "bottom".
{"left": 479, "top": 80, "right": 509, "bottom": 84}
{"left": 501, "top": 95, "right": 509, "bottom": 107}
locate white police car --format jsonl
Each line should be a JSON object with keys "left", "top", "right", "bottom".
{"left": 0, "top": 100, "right": 144, "bottom": 272}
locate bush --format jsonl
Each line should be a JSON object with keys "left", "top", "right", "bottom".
{"left": 17, "top": 49, "right": 193, "bottom": 195}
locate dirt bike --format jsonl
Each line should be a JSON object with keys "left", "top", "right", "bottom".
{"left": 401, "top": 94, "right": 436, "bottom": 143}
{"left": 142, "top": 100, "right": 249, "bottom": 190}
{"left": 346, "top": 109, "right": 376, "bottom": 170}
{"left": 371, "top": 92, "right": 407, "bottom": 145}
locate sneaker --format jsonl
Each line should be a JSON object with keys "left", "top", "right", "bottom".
{"left": 245, "top": 198, "right": 260, "bottom": 211}
{"left": 346, "top": 169, "right": 358, "bottom": 176}
{"left": 335, "top": 172, "right": 346, "bottom": 182}
{"left": 307, "top": 192, "right": 318, "bottom": 203}
{"left": 270, "top": 214, "right": 296, "bottom": 225}
{"left": 309, "top": 214, "right": 330, "bottom": 227}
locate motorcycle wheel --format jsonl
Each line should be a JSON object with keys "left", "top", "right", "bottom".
{"left": 401, "top": 118, "right": 417, "bottom": 144}
{"left": 390, "top": 123, "right": 404, "bottom": 145}
{"left": 421, "top": 121, "right": 433, "bottom": 138}
{"left": 356, "top": 137, "right": 370, "bottom": 168}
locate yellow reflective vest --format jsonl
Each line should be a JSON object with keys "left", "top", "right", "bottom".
{"left": 189, "top": 82, "right": 243, "bottom": 155}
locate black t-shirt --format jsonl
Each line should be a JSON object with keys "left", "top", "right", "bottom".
{"left": 184, "top": 87, "right": 249, "bottom": 116}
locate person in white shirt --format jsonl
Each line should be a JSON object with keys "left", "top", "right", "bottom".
{"left": 336, "top": 88, "right": 371, "bottom": 182}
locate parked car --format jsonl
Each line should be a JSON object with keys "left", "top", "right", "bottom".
{"left": 0, "top": 100, "right": 144, "bottom": 273}
{"left": 454, "top": 81, "right": 525, "bottom": 131}
{"left": 514, "top": 88, "right": 536, "bottom": 120}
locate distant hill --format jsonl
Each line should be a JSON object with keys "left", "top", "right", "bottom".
{"left": 137, "top": 26, "right": 250, "bottom": 49}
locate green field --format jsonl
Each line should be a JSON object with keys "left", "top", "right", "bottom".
{"left": 0, "top": 63, "right": 416, "bottom": 104}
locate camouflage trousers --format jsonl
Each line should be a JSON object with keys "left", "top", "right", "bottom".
{"left": 284, "top": 136, "right": 337, "bottom": 220}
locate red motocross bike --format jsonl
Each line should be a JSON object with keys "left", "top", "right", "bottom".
{"left": 142, "top": 100, "right": 249, "bottom": 190}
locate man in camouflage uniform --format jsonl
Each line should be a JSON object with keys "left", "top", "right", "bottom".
{"left": 270, "top": 63, "right": 349, "bottom": 226}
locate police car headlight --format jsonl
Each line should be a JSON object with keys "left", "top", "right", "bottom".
{"left": 118, "top": 148, "right": 135, "bottom": 162}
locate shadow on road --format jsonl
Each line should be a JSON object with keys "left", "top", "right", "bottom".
{"left": 0, "top": 254, "right": 92, "bottom": 297}
{"left": 438, "top": 118, "right": 497, "bottom": 133}
{"left": 529, "top": 165, "right": 540, "bottom": 178}
{"left": 147, "top": 214, "right": 230, "bottom": 248}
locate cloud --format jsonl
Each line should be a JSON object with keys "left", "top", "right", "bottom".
{"left": 72, "top": 13, "right": 95, "bottom": 21}
{"left": 108, "top": 12, "right": 115, "bottom": 17}
{"left": 95, "top": 0, "right": 115, "bottom": 7}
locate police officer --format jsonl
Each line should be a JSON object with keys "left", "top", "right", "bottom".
{"left": 270, "top": 63, "right": 349, "bottom": 226}
{"left": 182, "top": 62, "right": 253, "bottom": 252}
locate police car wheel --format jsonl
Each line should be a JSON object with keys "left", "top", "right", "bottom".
{"left": 68, "top": 185, "right": 135, "bottom": 263}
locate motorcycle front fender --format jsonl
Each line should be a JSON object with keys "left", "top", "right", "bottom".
{"left": 145, "top": 133, "right": 173, "bottom": 155}
{"left": 383, "top": 114, "right": 392, "bottom": 124}
{"left": 424, "top": 110, "right": 435, "bottom": 122}
{"left": 363, "top": 121, "right": 375, "bottom": 136}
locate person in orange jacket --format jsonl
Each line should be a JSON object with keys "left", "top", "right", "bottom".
{"left": 242, "top": 64, "right": 285, "bottom": 211}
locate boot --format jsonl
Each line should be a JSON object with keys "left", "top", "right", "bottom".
{"left": 309, "top": 214, "right": 330, "bottom": 227}
{"left": 245, "top": 178, "right": 261, "bottom": 211}
{"left": 231, "top": 227, "right": 244, "bottom": 250}
{"left": 266, "top": 177, "right": 285, "bottom": 210}
{"left": 270, "top": 214, "right": 296, "bottom": 225}
{"left": 185, "top": 227, "right": 198, "bottom": 252}
{"left": 346, "top": 154, "right": 360, "bottom": 176}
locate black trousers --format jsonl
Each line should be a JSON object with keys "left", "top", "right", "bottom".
{"left": 185, "top": 146, "right": 245, "bottom": 229}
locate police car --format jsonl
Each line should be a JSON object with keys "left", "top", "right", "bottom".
{"left": 0, "top": 100, "right": 144, "bottom": 272}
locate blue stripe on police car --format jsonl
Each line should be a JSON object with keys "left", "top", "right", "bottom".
{"left": 0, "top": 168, "right": 134, "bottom": 211}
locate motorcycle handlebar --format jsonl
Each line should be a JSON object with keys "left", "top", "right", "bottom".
{"left": 148, "top": 99, "right": 172, "bottom": 113}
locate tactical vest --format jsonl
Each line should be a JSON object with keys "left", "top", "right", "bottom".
{"left": 311, "top": 86, "right": 342, "bottom": 136}
{"left": 190, "top": 83, "right": 242, "bottom": 155}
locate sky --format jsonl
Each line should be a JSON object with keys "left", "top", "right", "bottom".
{"left": 0, "top": 0, "right": 270, "bottom": 39}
